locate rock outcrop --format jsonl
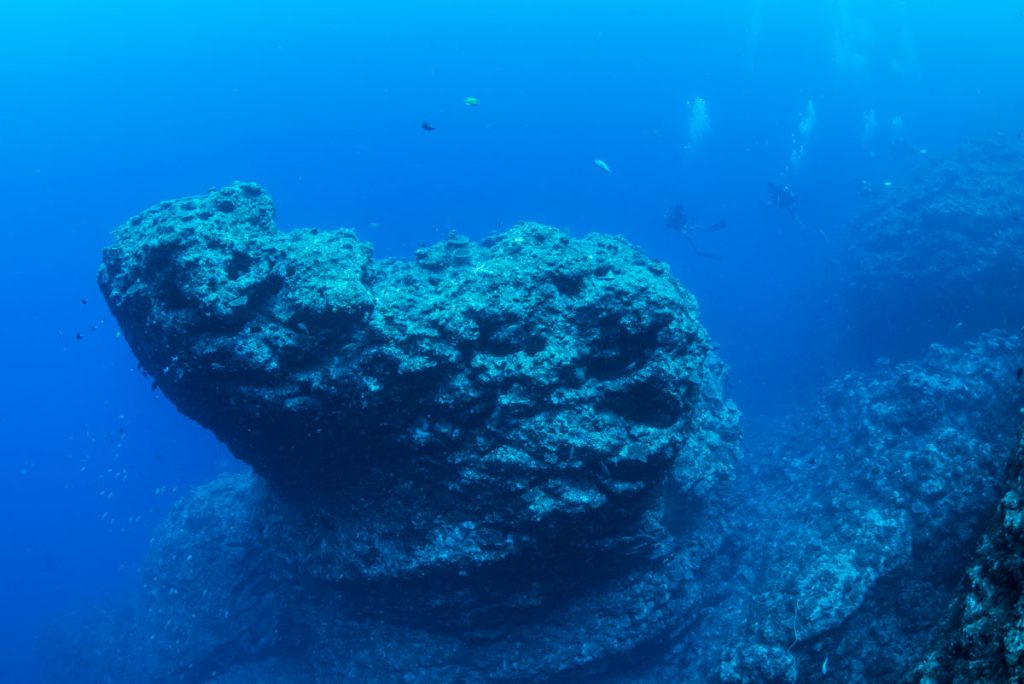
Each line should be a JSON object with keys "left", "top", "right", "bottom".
{"left": 845, "top": 138, "right": 1024, "bottom": 360}
{"left": 910, "top": 422, "right": 1024, "bottom": 683}
{"left": 674, "top": 331, "right": 1023, "bottom": 683}
{"left": 89, "top": 183, "right": 741, "bottom": 681}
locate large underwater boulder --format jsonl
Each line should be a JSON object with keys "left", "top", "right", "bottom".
{"left": 845, "top": 138, "right": 1024, "bottom": 360}
{"left": 93, "top": 183, "right": 741, "bottom": 681}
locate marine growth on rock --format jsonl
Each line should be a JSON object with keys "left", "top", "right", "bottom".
{"left": 96, "top": 182, "right": 741, "bottom": 681}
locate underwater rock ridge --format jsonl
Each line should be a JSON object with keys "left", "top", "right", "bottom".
{"left": 95, "top": 182, "right": 741, "bottom": 681}
{"left": 844, "top": 137, "right": 1024, "bottom": 360}
{"left": 692, "top": 330, "right": 1024, "bottom": 684}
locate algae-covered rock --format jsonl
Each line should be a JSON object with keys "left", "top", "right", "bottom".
{"left": 93, "top": 182, "right": 741, "bottom": 681}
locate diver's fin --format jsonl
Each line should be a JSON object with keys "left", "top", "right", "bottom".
{"left": 790, "top": 213, "right": 829, "bottom": 243}
{"left": 683, "top": 234, "right": 722, "bottom": 260}
{"left": 790, "top": 212, "right": 807, "bottom": 234}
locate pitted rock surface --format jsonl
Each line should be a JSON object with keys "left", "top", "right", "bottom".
{"left": 98, "top": 183, "right": 740, "bottom": 650}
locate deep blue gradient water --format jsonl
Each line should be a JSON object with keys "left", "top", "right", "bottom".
{"left": 0, "top": 2, "right": 1022, "bottom": 681}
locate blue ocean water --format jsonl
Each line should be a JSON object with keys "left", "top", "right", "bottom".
{"left": 1, "top": 1, "right": 1022, "bottom": 682}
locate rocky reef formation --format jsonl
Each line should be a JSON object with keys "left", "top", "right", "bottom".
{"left": 87, "top": 183, "right": 741, "bottom": 681}
{"left": 910, "top": 422, "right": 1024, "bottom": 682}
{"left": 664, "top": 331, "right": 1023, "bottom": 683}
{"left": 845, "top": 138, "right": 1024, "bottom": 361}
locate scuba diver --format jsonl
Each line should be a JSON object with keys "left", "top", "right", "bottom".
{"left": 767, "top": 181, "right": 829, "bottom": 242}
{"left": 767, "top": 181, "right": 797, "bottom": 214}
{"left": 664, "top": 203, "right": 727, "bottom": 258}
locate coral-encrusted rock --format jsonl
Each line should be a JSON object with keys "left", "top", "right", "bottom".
{"left": 126, "top": 471, "right": 723, "bottom": 682}
{"left": 910, "top": 423, "right": 1024, "bottom": 683}
{"left": 95, "top": 183, "right": 740, "bottom": 681}
{"left": 680, "top": 331, "right": 1023, "bottom": 683}
{"left": 845, "top": 138, "right": 1024, "bottom": 359}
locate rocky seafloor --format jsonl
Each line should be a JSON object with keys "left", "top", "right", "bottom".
{"left": 46, "top": 139, "right": 1024, "bottom": 682}
{"left": 675, "top": 331, "right": 1024, "bottom": 683}
{"left": 911, "top": 422, "right": 1024, "bottom": 683}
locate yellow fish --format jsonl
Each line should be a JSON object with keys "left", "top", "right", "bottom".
{"left": 594, "top": 159, "right": 612, "bottom": 174}
{"left": 463, "top": 96, "right": 480, "bottom": 106}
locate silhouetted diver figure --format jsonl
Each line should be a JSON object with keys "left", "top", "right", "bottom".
{"left": 664, "top": 203, "right": 727, "bottom": 258}
{"left": 767, "top": 182, "right": 828, "bottom": 242}
{"left": 767, "top": 182, "right": 796, "bottom": 213}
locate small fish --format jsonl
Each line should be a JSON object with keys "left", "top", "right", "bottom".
{"left": 421, "top": 121, "right": 436, "bottom": 132}
{"left": 1016, "top": 367, "right": 1023, "bottom": 382}
{"left": 75, "top": 332, "right": 83, "bottom": 341}
{"left": 822, "top": 656, "right": 829, "bottom": 675}
{"left": 594, "top": 159, "right": 612, "bottom": 174}
{"left": 463, "top": 96, "right": 479, "bottom": 106}
{"left": 80, "top": 298, "right": 88, "bottom": 305}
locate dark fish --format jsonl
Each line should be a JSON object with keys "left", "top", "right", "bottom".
{"left": 1016, "top": 367, "right": 1023, "bottom": 382}
{"left": 75, "top": 332, "right": 83, "bottom": 341}
{"left": 80, "top": 298, "right": 88, "bottom": 304}
{"left": 421, "top": 121, "right": 436, "bottom": 132}
{"left": 706, "top": 220, "right": 728, "bottom": 232}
